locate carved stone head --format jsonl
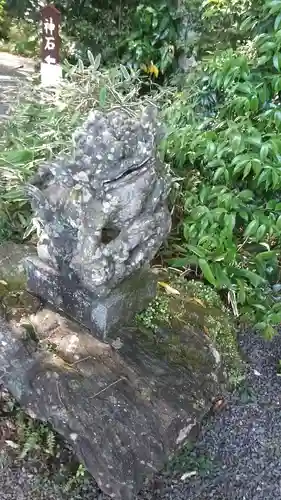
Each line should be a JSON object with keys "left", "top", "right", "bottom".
{"left": 26, "top": 106, "right": 172, "bottom": 296}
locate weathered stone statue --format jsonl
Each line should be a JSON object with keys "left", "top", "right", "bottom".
{"left": 25, "top": 107, "right": 171, "bottom": 338}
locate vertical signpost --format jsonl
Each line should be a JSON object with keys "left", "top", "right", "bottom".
{"left": 41, "top": 4, "right": 62, "bottom": 87}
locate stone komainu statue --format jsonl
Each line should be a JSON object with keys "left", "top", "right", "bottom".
{"left": 25, "top": 106, "right": 172, "bottom": 338}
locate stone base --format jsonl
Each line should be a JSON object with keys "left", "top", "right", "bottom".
{"left": 24, "top": 256, "right": 157, "bottom": 340}
{"left": 0, "top": 309, "right": 223, "bottom": 500}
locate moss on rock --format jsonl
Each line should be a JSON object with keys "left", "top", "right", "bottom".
{"left": 0, "top": 275, "right": 40, "bottom": 321}
{"left": 136, "top": 270, "right": 242, "bottom": 376}
{"left": 0, "top": 242, "right": 39, "bottom": 319}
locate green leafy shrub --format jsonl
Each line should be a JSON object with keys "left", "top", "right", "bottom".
{"left": 121, "top": 3, "right": 180, "bottom": 76}
{"left": 60, "top": 5, "right": 134, "bottom": 64}
{"left": 0, "top": 0, "right": 40, "bottom": 54}
{"left": 0, "top": 0, "right": 10, "bottom": 39}
{"left": 3, "top": 18, "right": 39, "bottom": 56}
{"left": 162, "top": 0, "right": 281, "bottom": 336}
{"left": 199, "top": 0, "right": 264, "bottom": 51}
{"left": 120, "top": 1, "right": 201, "bottom": 78}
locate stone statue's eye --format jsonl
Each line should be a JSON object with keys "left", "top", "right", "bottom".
{"left": 101, "top": 227, "right": 120, "bottom": 244}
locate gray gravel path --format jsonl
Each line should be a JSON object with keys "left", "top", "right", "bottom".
{"left": 0, "top": 52, "right": 34, "bottom": 119}
{"left": 0, "top": 460, "right": 100, "bottom": 500}
{"left": 138, "top": 328, "right": 281, "bottom": 500}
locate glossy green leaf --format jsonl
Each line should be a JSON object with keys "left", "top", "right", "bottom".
{"left": 236, "top": 82, "right": 252, "bottom": 94}
{"left": 239, "top": 190, "right": 253, "bottom": 201}
{"left": 199, "top": 259, "right": 217, "bottom": 286}
{"left": 243, "top": 162, "right": 252, "bottom": 179}
{"left": 249, "top": 96, "right": 259, "bottom": 112}
{"left": 257, "top": 170, "right": 269, "bottom": 186}
{"left": 256, "top": 224, "right": 266, "bottom": 241}
{"left": 206, "top": 141, "right": 216, "bottom": 159}
{"left": 259, "top": 41, "right": 277, "bottom": 51}
{"left": 276, "top": 215, "right": 281, "bottom": 229}
{"left": 231, "top": 135, "right": 242, "bottom": 153}
{"left": 213, "top": 167, "right": 225, "bottom": 181}
{"left": 275, "top": 12, "right": 281, "bottom": 30}
{"left": 186, "top": 244, "right": 206, "bottom": 258}
{"left": 252, "top": 159, "right": 262, "bottom": 177}
{"left": 244, "top": 220, "right": 259, "bottom": 237}
{"left": 213, "top": 264, "right": 231, "bottom": 288}
{"left": 239, "top": 210, "right": 249, "bottom": 221}
{"left": 273, "top": 53, "right": 281, "bottom": 71}
{"left": 168, "top": 257, "right": 190, "bottom": 268}
{"left": 237, "top": 279, "right": 246, "bottom": 304}
{"left": 256, "top": 250, "right": 277, "bottom": 260}
{"left": 236, "top": 268, "right": 266, "bottom": 287}
{"left": 260, "top": 144, "right": 269, "bottom": 162}
{"left": 272, "top": 169, "right": 279, "bottom": 188}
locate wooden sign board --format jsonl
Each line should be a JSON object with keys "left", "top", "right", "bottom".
{"left": 40, "top": 4, "right": 62, "bottom": 86}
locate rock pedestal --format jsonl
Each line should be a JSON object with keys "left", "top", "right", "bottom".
{"left": 0, "top": 305, "right": 223, "bottom": 500}
{"left": 25, "top": 256, "right": 156, "bottom": 340}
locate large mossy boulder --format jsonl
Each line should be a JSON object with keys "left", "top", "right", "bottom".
{"left": 0, "top": 244, "right": 238, "bottom": 499}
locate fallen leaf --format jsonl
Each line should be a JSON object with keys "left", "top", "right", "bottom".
{"left": 5, "top": 440, "right": 19, "bottom": 449}
{"left": 158, "top": 282, "right": 180, "bottom": 295}
{"left": 212, "top": 396, "right": 227, "bottom": 412}
{"left": 181, "top": 471, "right": 197, "bottom": 481}
{"left": 187, "top": 297, "right": 206, "bottom": 308}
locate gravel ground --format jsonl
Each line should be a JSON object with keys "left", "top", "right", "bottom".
{"left": 1, "top": 327, "right": 281, "bottom": 500}
{"left": 0, "top": 52, "right": 34, "bottom": 119}
{"left": 138, "top": 328, "right": 281, "bottom": 500}
{"left": 0, "top": 460, "right": 100, "bottom": 500}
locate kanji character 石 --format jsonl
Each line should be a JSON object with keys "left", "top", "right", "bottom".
{"left": 44, "top": 37, "right": 55, "bottom": 51}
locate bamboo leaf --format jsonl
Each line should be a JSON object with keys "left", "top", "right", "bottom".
{"left": 99, "top": 86, "right": 107, "bottom": 107}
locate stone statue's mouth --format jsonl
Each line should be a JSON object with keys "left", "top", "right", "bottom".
{"left": 103, "top": 157, "right": 151, "bottom": 185}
